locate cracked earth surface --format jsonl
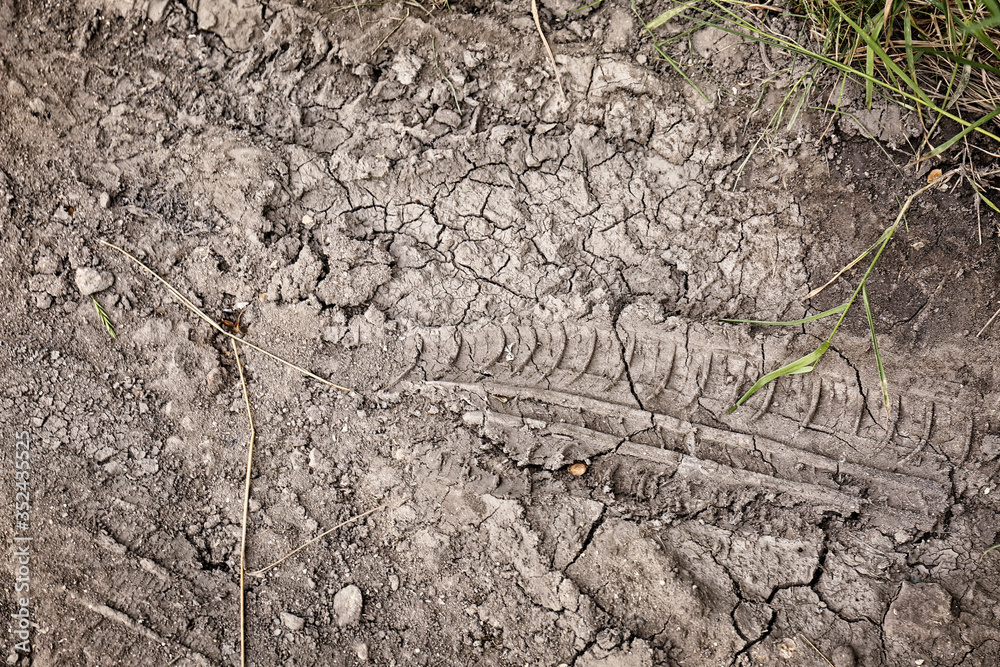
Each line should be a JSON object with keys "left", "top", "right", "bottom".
{"left": 3, "top": 0, "right": 1000, "bottom": 665}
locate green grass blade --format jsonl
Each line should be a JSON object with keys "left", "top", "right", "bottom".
{"left": 826, "top": 0, "right": 932, "bottom": 105}
{"left": 864, "top": 12, "right": 886, "bottom": 109}
{"left": 971, "top": 182, "right": 1000, "bottom": 215}
{"left": 953, "top": 0, "right": 1000, "bottom": 57}
{"left": 634, "top": 2, "right": 711, "bottom": 102}
{"left": 968, "top": 24, "right": 1000, "bottom": 60}
{"left": 865, "top": 34, "right": 875, "bottom": 108}
{"left": 646, "top": 3, "right": 689, "bottom": 30}
{"left": 784, "top": 64, "right": 817, "bottom": 132}
{"left": 861, "top": 284, "right": 890, "bottom": 418}
{"left": 670, "top": 4, "right": 1000, "bottom": 146}
{"left": 923, "top": 103, "right": 1000, "bottom": 160}
{"left": 637, "top": 0, "right": 1000, "bottom": 149}
{"left": 904, "top": 6, "right": 917, "bottom": 85}
{"left": 721, "top": 303, "right": 848, "bottom": 326}
{"left": 728, "top": 341, "right": 831, "bottom": 414}
{"left": 92, "top": 297, "right": 117, "bottom": 340}
{"left": 566, "top": 0, "right": 604, "bottom": 16}
{"left": 920, "top": 48, "right": 1000, "bottom": 77}
{"left": 967, "top": 0, "right": 1000, "bottom": 31}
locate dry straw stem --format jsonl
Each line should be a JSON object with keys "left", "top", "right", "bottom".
{"left": 532, "top": 0, "right": 565, "bottom": 94}
{"left": 248, "top": 503, "right": 390, "bottom": 577}
{"left": 233, "top": 340, "right": 255, "bottom": 667}
{"left": 372, "top": 6, "right": 409, "bottom": 56}
{"left": 99, "top": 240, "right": 350, "bottom": 392}
{"left": 432, "top": 36, "right": 462, "bottom": 112}
{"left": 979, "top": 543, "right": 1000, "bottom": 561}
{"left": 799, "top": 633, "right": 836, "bottom": 667}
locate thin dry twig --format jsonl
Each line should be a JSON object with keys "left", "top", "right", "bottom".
{"left": 977, "top": 303, "right": 1000, "bottom": 337}
{"left": 372, "top": 7, "right": 409, "bottom": 56}
{"left": 248, "top": 504, "right": 390, "bottom": 577}
{"left": 799, "top": 633, "right": 836, "bottom": 667}
{"left": 99, "top": 239, "right": 350, "bottom": 391}
{"left": 805, "top": 238, "right": 881, "bottom": 300}
{"left": 233, "top": 340, "right": 255, "bottom": 667}
{"left": 432, "top": 36, "right": 462, "bottom": 113}
{"left": 531, "top": 0, "right": 564, "bottom": 95}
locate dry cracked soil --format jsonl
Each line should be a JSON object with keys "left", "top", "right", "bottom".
{"left": 3, "top": 0, "right": 1000, "bottom": 666}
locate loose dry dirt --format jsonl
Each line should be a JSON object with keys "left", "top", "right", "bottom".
{"left": 3, "top": 1, "right": 1000, "bottom": 666}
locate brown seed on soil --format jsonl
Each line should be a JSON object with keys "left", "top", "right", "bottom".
{"left": 569, "top": 463, "right": 588, "bottom": 476}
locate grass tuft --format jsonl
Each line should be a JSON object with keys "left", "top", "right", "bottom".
{"left": 640, "top": 0, "right": 1000, "bottom": 159}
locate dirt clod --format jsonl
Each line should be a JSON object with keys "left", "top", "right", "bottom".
{"left": 334, "top": 585, "right": 363, "bottom": 628}
{"left": 74, "top": 267, "right": 113, "bottom": 295}
{"left": 279, "top": 612, "right": 305, "bottom": 632}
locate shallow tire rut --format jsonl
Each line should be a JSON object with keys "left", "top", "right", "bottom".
{"left": 399, "top": 319, "right": 977, "bottom": 525}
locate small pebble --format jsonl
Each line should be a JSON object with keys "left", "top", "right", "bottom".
{"left": 354, "top": 642, "right": 369, "bottom": 661}
{"left": 205, "top": 367, "right": 224, "bottom": 394}
{"left": 569, "top": 462, "right": 588, "bottom": 476}
{"left": 334, "top": 585, "right": 363, "bottom": 627}
{"left": 279, "top": 611, "right": 305, "bottom": 632}
{"left": 75, "top": 267, "right": 113, "bottom": 295}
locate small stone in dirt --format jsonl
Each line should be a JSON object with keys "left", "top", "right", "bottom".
{"left": 279, "top": 611, "right": 305, "bottom": 632}
{"left": 596, "top": 628, "right": 621, "bottom": 650}
{"left": 334, "top": 585, "right": 363, "bottom": 626}
{"left": 388, "top": 574, "right": 399, "bottom": 591}
{"left": 206, "top": 367, "right": 224, "bottom": 394}
{"left": 308, "top": 447, "right": 323, "bottom": 467}
{"left": 776, "top": 637, "right": 796, "bottom": 659}
{"left": 74, "top": 267, "right": 113, "bottom": 295}
{"left": 354, "top": 642, "right": 369, "bottom": 661}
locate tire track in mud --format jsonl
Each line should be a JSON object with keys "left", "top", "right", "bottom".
{"left": 396, "top": 319, "right": 976, "bottom": 526}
